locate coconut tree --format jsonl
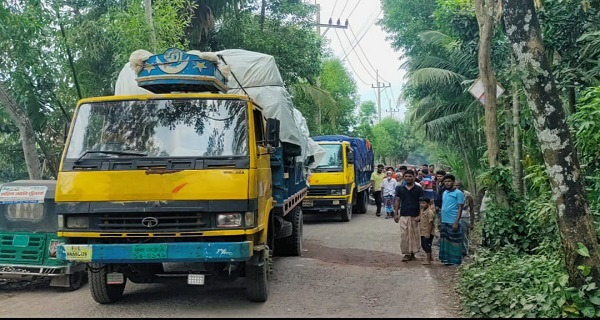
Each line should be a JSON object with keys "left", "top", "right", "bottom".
{"left": 403, "top": 30, "right": 484, "bottom": 193}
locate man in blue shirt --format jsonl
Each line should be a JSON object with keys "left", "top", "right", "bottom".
{"left": 439, "top": 174, "right": 464, "bottom": 265}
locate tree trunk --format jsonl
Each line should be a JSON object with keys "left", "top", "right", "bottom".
{"left": 512, "top": 74, "right": 524, "bottom": 195}
{"left": 144, "top": 0, "right": 157, "bottom": 53}
{"left": 568, "top": 86, "right": 576, "bottom": 115}
{"left": 457, "top": 130, "right": 476, "bottom": 195}
{"left": 505, "top": 96, "right": 515, "bottom": 172}
{"left": 475, "top": 0, "right": 500, "bottom": 167}
{"left": 502, "top": 0, "right": 600, "bottom": 286}
{"left": 0, "top": 82, "right": 42, "bottom": 180}
{"left": 260, "top": 0, "right": 267, "bottom": 31}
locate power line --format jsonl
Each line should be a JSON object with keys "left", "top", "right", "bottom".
{"left": 341, "top": 8, "right": 382, "bottom": 62}
{"left": 384, "top": 85, "right": 391, "bottom": 104}
{"left": 334, "top": 29, "right": 372, "bottom": 86}
{"left": 341, "top": 27, "right": 377, "bottom": 81}
{"left": 338, "top": 0, "right": 350, "bottom": 17}
{"left": 330, "top": 0, "right": 339, "bottom": 19}
{"left": 347, "top": 0, "right": 361, "bottom": 18}
{"left": 348, "top": 24, "right": 391, "bottom": 84}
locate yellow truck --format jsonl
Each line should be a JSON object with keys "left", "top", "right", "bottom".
{"left": 56, "top": 48, "right": 320, "bottom": 303}
{"left": 302, "top": 135, "right": 374, "bottom": 221}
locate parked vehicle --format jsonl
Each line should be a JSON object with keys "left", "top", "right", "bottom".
{"left": 302, "top": 135, "right": 374, "bottom": 221}
{"left": 56, "top": 48, "right": 323, "bottom": 303}
{"left": 0, "top": 180, "right": 86, "bottom": 291}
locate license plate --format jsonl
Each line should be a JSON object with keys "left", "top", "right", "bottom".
{"left": 132, "top": 244, "right": 168, "bottom": 260}
{"left": 64, "top": 245, "right": 92, "bottom": 262}
{"left": 12, "top": 235, "right": 29, "bottom": 247}
{"left": 302, "top": 200, "right": 313, "bottom": 207}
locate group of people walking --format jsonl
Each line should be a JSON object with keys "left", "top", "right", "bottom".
{"left": 370, "top": 164, "right": 474, "bottom": 266}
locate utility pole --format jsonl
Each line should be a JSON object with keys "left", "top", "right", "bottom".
{"left": 371, "top": 69, "right": 390, "bottom": 122}
{"left": 315, "top": 1, "right": 348, "bottom": 37}
{"left": 386, "top": 99, "right": 399, "bottom": 119}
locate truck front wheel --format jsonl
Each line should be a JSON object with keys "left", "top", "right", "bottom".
{"left": 89, "top": 263, "right": 127, "bottom": 304}
{"left": 357, "top": 190, "right": 368, "bottom": 214}
{"left": 341, "top": 203, "right": 353, "bottom": 222}
{"left": 246, "top": 250, "right": 269, "bottom": 302}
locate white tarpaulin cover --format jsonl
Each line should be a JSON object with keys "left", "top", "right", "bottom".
{"left": 114, "top": 49, "right": 324, "bottom": 166}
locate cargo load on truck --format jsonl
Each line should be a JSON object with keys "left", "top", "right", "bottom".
{"left": 115, "top": 48, "right": 325, "bottom": 168}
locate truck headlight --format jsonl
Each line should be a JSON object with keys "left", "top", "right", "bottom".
{"left": 57, "top": 215, "right": 64, "bottom": 229}
{"left": 245, "top": 211, "right": 256, "bottom": 227}
{"left": 331, "top": 189, "right": 344, "bottom": 195}
{"left": 66, "top": 216, "right": 89, "bottom": 229}
{"left": 217, "top": 213, "right": 242, "bottom": 227}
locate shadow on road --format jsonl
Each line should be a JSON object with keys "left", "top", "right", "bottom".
{"left": 302, "top": 212, "right": 370, "bottom": 224}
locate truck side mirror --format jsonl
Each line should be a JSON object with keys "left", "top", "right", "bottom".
{"left": 63, "top": 122, "right": 70, "bottom": 144}
{"left": 266, "top": 118, "right": 280, "bottom": 148}
{"left": 347, "top": 151, "right": 355, "bottom": 165}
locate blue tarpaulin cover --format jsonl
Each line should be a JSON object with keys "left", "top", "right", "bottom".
{"left": 312, "top": 135, "right": 374, "bottom": 188}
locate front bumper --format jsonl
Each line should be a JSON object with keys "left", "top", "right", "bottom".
{"left": 57, "top": 241, "right": 253, "bottom": 264}
{"left": 302, "top": 198, "right": 349, "bottom": 212}
{"left": 0, "top": 263, "right": 71, "bottom": 277}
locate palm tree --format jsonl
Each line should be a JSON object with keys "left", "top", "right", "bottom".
{"left": 403, "top": 30, "right": 484, "bottom": 193}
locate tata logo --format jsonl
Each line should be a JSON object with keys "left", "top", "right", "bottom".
{"left": 141, "top": 217, "right": 159, "bottom": 228}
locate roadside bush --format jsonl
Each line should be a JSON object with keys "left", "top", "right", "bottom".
{"left": 478, "top": 165, "right": 559, "bottom": 253}
{"left": 459, "top": 247, "right": 600, "bottom": 318}
{"left": 570, "top": 86, "right": 600, "bottom": 239}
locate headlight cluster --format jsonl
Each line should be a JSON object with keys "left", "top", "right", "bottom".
{"left": 216, "top": 212, "right": 256, "bottom": 228}
{"left": 331, "top": 189, "right": 347, "bottom": 196}
{"left": 59, "top": 215, "right": 89, "bottom": 229}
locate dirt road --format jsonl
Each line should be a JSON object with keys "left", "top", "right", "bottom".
{"left": 0, "top": 207, "right": 462, "bottom": 318}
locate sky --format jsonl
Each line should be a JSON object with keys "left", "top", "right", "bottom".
{"left": 313, "top": 0, "right": 408, "bottom": 121}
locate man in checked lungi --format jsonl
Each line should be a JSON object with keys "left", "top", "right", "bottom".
{"left": 394, "top": 170, "right": 424, "bottom": 262}
{"left": 439, "top": 174, "right": 465, "bottom": 265}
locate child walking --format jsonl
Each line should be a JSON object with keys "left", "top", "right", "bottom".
{"left": 417, "top": 196, "right": 436, "bottom": 265}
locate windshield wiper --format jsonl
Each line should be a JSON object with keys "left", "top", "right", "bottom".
{"left": 75, "top": 150, "right": 148, "bottom": 163}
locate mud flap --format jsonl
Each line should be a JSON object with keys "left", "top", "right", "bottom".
{"left": 50, "top": 275, "right": 69, "bottom": 287}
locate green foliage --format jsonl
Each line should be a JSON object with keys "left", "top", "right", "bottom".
{"left": 459, "top": 247, "right": 600, "bottom": 318}
{"left": 212, "top": 0, "right": 321, "bottom": 85}
{"left": 352, "top": 101, "right": 376, "bottom": 139}
{"left": 570, "top": 86, "right": 600, "bottom": 236}
{"left": 100, "top": 0, "right": 195, "bottom": 82}
{"left": 378, "top": 0, "right": 438, "bottom": 56}
{"left": 479, "top": 165, "right": 559, "bottom": 253}
{"left": 370, "top": 118, "right": 416, "bottom": 165}
{"left": 317, "top": 58, "right": 358, "bottom": 134}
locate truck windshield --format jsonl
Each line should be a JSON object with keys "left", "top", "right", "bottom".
{"left": 65, "top": 98, "right": 248, "bottom": 160}
{"left": 313, "top": 144, "right": 343, "bottom": 172}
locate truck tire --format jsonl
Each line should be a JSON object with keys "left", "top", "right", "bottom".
{"left": 89, "top": 264, "right": 127, "bottom": 304}
{"left": 64, "top": 271, "right": 86, "bottom": 291}
{"left": 274, "top": 206, "right": 303, "bottom": 256}
{"left": 357, "top": 190, "right": 368, "bottom": 214}
{"left": 246, "top": 250, "right": 269, "bottom": 302}
{"left": 341, "top": 203, "right": 353, "bottom": 222}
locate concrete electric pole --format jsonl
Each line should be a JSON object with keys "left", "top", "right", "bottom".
{"left": 371, "top": 69, "right": 391, "bottom": 122}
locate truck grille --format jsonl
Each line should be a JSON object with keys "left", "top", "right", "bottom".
{"left": 97, "top": 212, "right": 207, "bottom": 232}
{"left": 308, "top": 188, "right": 329, "bottom": 196}
{"left": 0, "top": 234, "right": 45, "bottom": 264}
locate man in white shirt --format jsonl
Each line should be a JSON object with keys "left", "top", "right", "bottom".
{"left": 382, "top": 170, "right": 398, "bottom": 219}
